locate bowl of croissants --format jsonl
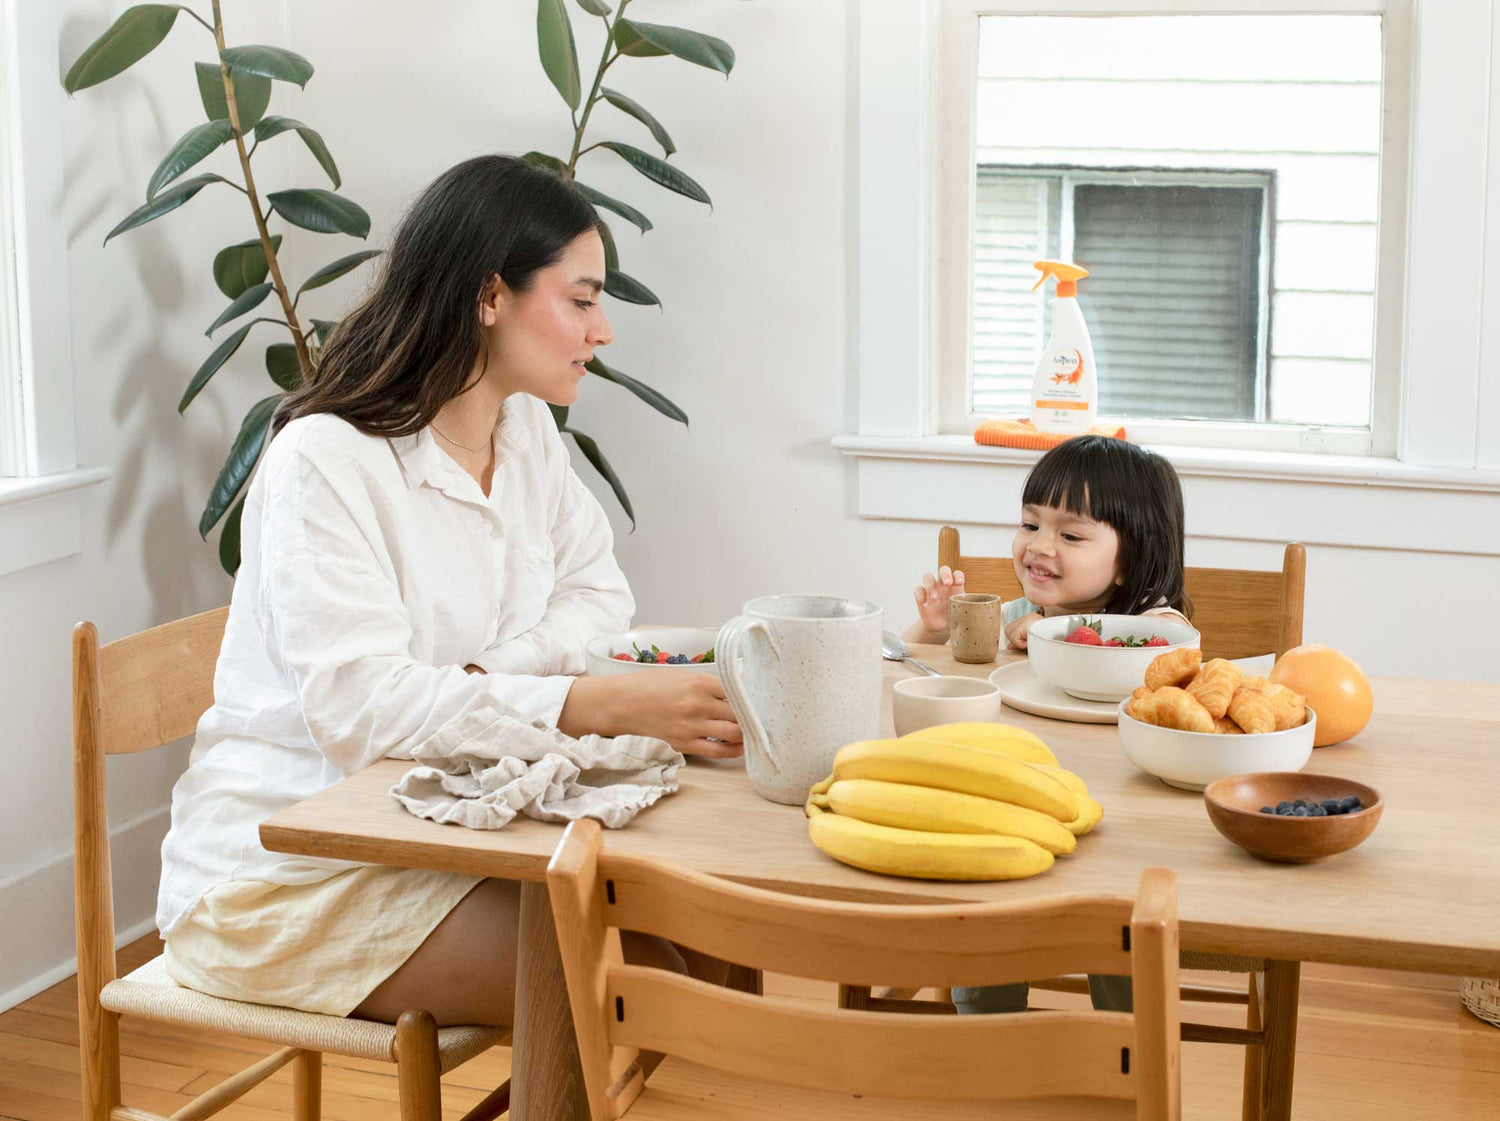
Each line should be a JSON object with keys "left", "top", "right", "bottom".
{"left": 1117, "top": 649, "right": 1316, "bottom": 790}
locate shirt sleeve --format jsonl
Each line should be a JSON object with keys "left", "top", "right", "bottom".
{"left": 260, "top": 428, "right": 574, "bottom": 775}
{"left": 471, "top": 467, "right": 635, "bottom": 678}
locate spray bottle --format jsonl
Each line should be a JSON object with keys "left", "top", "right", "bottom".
{"left": 1029, "top": 260, "right": 1097, "bottom": 434}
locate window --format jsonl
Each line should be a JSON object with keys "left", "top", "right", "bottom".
{"left": 935, "top": 8, "right": 1409, "bottom": 455}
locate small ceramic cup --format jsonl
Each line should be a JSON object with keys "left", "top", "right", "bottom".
{"left": 948, "top": 592, "right": 1002, "bottom": 664}
{"left": 892, "top": 675, "right": 1002, "bottom": 737}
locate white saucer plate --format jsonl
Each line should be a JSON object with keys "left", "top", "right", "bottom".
{"left": 988, "top": 661, "right": 1122, "bottom": 724}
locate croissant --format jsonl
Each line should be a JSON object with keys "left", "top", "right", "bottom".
{"left": 1213, "top": 714, "right": 1245, "bottom": 735}
{"left": 1260, "top": 682, "right": 1308, "bottom": 731}
{"left": 1145, "top": 647, "right": 1203, "bottom": 691}
{"left": 1186, "top": 658, "right": 1244, "bottom": 719}
{"left": 1133, "top": 686, "right": 1215, "bottom": 734}
{"left": 1241, "top": 674, "right": 1272, "bottom": 692}
{"left": 1227, "top": 687, "right": 1275, "bottom": 734}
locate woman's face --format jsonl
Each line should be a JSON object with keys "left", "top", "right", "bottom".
{"left": 483, "top": 229, "right": 613, "bottom": 406}
{"left": 1011, "top": 502, "right": 1122, "bottom": 610}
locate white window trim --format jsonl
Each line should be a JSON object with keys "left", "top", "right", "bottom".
{"left": 850, "top": 0, "right": 1499, "bottom": 484}
{"left": 0, "top": 0, "right": 109, "bottom": 575}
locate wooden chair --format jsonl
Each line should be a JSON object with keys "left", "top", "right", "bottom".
{"left": 938, "top": 526, "right": 1306, "bottom": 660}
{"left": 857, "top": 527, "right": 1310, "bottom": 1120}
{"left": 72, "top": 607, "right": 511, "bottom": 1121}
{"left": 546, "top": 818, "right": 1182, "bottom": 1120}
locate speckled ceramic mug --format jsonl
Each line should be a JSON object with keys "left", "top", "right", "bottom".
{"left": 716, "top": 595, "right": 884, "bottom": 804}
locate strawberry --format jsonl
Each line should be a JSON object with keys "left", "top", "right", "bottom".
{"left": 1065, "top": 624, "right": 1105, "bottom": 646}
{"left": 1104, "top": 637, "right": 1126, "bottom": 647}
{"left": 612, "top": 653, "right": 633, "bottom": 661}
{"left": 656, "top": 651, "right": 670, "bottom": 663}
{"left": 1145, "top": 635, "right": 1170, "bottom": 647}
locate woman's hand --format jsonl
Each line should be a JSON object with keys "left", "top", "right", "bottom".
{"left": 913, "top": 566, "right": 965, "bottom": 635}
{"left": 559, "top": 673, "right": 743, "bottom": 760}
{"left": 1004, "top": 612, "right": 1042, "bottom": 651}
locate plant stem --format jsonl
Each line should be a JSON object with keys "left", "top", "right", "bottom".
{"left": 211, "top": 0, "right": 312, "bottom": 378}
{"left": 567, "top": 0, "right": 631, "bottom": 177}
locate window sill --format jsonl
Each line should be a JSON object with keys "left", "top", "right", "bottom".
{"left": 833, "top": 434, "right": 1500, "bottom": 494}
{"left": 0, "top": 467, "right": 112, "bottom": 577}
{"left": 833, "top": 435, "right": 1500, "bottom": 556}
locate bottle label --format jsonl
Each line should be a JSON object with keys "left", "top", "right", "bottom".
{"left": 1035, "top": 348, "right": 1088, "bottom": 408}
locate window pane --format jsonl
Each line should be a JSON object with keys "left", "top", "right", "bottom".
{"left": 971, "top": 14, "right": 1384, "bottom": 429}
{"left": 1074, "top": 183, "right": 1262, "bottom": 421}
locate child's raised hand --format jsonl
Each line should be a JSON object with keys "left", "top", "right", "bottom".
{"left": 913, "top": 566, "right": 965, "bottom": 634}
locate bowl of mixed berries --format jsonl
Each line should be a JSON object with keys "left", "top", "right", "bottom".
{"left": 1026, "top": 614, "right": 1201, "bottom": 703}
{"left": 584, "top": 626, "right": 721, "bottom": 677}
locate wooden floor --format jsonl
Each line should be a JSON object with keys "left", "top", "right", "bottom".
{"left": 1, "top": 935, "right": 1496, "bottom": 1120}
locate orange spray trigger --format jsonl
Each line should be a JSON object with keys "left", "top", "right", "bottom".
{"left": 1032, "top": 260, "right": 1090, "bottom": 298}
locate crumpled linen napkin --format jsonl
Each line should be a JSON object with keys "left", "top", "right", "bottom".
{"left": 389, "top": 699, "right": 684, "bottom": 830}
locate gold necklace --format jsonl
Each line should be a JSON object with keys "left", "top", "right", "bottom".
{"left": 430, "top": 422, "right": 489, "bottom": 453}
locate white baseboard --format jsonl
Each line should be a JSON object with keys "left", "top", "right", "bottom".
{"left": 0, "top": 807, "right": 170, "bottom": 1013}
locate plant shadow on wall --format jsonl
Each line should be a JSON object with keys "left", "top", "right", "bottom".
{"left": 62, "top": 1, "right": 743, "bottom": 575}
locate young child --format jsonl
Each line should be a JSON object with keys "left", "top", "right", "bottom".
{"left": 904, "top": 435, "right": 1192, "bottom": 1015}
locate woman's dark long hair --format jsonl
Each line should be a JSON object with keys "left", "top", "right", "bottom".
{"left": 1021, "top": 436, "right": 1192, "bottom": 618}
{"left": 272, "top": 155, "right": 605, "bottom": 439}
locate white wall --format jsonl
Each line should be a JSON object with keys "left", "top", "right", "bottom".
{"left": 1, "top": 0, "right": 1496, "bottom": 1010}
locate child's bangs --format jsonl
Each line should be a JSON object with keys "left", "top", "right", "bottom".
{"left": 1021, "top": 444, "right": 1099, "bottom": 519}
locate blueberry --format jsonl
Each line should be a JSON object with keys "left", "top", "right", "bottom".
{"left": 1291, "top": 806, "right": 1309, "bottom": 816}
{"left": 1342, "top": 795, "right": 1361, "bottom": 810}
{"left": 1346, "top": 804, "right": 1361, "bottom": 813}
{"left": 1276, "top": 801, "right": 1292, "bottom": 814}
{"left": 1293, "top": 799, "right": 1307, "bottom": 809}
{"left": 1260, "top": 806, "right": 1275, "bottom": 814}
{"left": 1321, "top": 799, "right": 1344, "bottom": 814}
{"left": 1309, "top": 805, "right": 1327, "bottom": 816}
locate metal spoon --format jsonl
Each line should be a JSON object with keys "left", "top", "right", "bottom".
{"left": 881, "top": 630, "right": 941, "bottom": 677}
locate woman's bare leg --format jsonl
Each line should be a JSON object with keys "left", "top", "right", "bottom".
{"left": 350, "top": 878, "right": 717, "bottom": 1028}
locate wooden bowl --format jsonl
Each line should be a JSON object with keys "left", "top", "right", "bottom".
{"left": 1203, "top": 773, "right": 1384, "bottom": 863}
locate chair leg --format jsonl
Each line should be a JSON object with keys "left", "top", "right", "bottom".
{"left": 838, "top": 984, "right": 872, "bottom": 1010}
{"left": 292, "top": 1049, "right": 321, "bottom": 1121}
{"left": 1258, "top": 960, "right": 1301, "bottom": 1121}
{"left": 396, "top": 1010, "right": 443, "bottom": 1121}
{"left": 1241, "top": 975, "right": 1263, "bottom": 1121}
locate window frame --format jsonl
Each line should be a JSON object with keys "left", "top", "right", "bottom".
{"left": 931, "top": 0, "right": 1411, "bottom": 457}
{"left": 971, "top": 164, "right": 1275, "bottom": 423}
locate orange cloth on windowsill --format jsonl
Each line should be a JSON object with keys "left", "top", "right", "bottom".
{"left": 974, "top": 417, "right": 1127, "bottom": 451}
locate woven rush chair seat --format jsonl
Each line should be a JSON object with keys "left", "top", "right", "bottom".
{"left": 100, "top": 954, "right": 506, "bottom": 1071}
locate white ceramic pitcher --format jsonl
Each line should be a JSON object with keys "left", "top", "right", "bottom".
{"left": 716, "top": 594, "right": 883, "bottom": 804}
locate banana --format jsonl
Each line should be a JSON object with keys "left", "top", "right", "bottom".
{"left": 1062, "top": 794, "right": 1104, "bottom": 836}
{"left": 833, "top": 739, "right": 1077, "bottom": 823}
{"left": 1030, "top": 763, "right": 1089, "bottom": 799}
{"left": 901, "top": 721, "right": 1059, "bottom": 767}
{"left": 807, "top": 804, "right": 1054, "bottom": 881}
{"left": 825, "top": 779, "right": 1076, "bottom": 855}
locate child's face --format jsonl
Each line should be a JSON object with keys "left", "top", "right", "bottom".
{"left": 1012, "top": 503, "right": 1121, "bottom": 609}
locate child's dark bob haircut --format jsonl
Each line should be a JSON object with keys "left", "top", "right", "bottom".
{"left": 1021, "top": 435, "right": 1192, "bottom": 618}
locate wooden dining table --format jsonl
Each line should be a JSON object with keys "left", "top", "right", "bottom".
{"left": 260, "top": 644, "right": 1500, "bottom": 1121}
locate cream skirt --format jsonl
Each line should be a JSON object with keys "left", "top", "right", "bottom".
{"left": 163, "top": 865, "right": 485, "bottom": 1016}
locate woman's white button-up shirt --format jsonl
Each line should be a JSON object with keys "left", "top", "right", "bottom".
{"left": 156, "top": 393, "right": 633, "bottom": 935}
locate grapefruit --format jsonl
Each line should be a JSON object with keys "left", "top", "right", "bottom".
{"left": 1268, "top": 644, "right": 1373, "bottom": 747}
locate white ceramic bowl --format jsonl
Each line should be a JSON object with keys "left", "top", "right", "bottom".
{"left": 1117, "top": 701, "right": 1317, "bottom": 791}
{"left": 584, "top": 626, "right": 721, "bottom": 676}
{"left": 891, "top": 675, "right": 1002, "bottom": 737}
{"left": 1026, "top": 613, "right": 1201, "bottom": 702}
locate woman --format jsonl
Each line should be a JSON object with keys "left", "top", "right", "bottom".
{"left": 156, "top": 155, "right": 740, "bottom": 1028}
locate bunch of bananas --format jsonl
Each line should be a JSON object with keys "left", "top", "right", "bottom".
{"left": 805, "top": 722, "right": 1102, "bottom": 881}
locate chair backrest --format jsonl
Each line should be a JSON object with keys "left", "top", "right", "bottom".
{"left": 71, "top": 608, "right": 229, "bottom": 1118}
{"left": 547, "top": 819, "right": 1181, "bottom": 1120}
{"left": 939, "top": 526, "right": 1305, "bottom": 660}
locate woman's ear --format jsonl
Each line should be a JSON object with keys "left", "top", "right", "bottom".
{"left": 477, "top": 275, "right": 507, "bottom": 328}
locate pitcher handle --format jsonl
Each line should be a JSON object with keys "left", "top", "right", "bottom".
{"left": 716, "top": 614, "right": 783, "bottom": 774}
